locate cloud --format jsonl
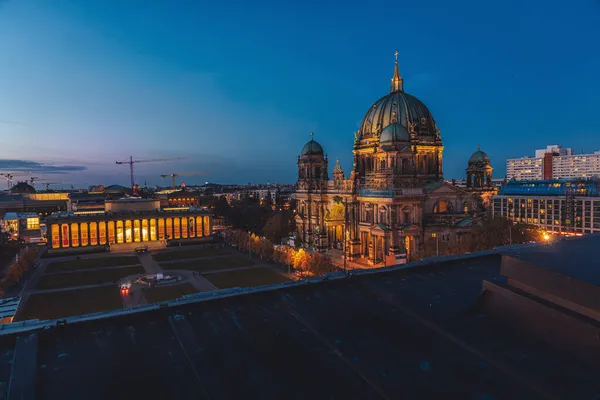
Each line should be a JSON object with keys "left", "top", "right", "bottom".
{"left": 0, "top": 119, "right": 28, "bottom": 127}
{"left": 0, "top": 159, "right": 87, "bottom": 173}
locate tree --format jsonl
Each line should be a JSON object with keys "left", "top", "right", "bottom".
{"left": 307, "top": 252, "right": 336, "bottom": 276}
{"left": 214, "top": 196, "right": 230, "bottom": 218}
{"left": 264, "top": 213, "right": 292, "bottom": 245}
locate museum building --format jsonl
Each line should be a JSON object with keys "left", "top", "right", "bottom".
{"left": 47, "top": 198, "right": 212, "bottom": 251}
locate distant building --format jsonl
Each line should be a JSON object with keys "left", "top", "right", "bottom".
{"left": 2, "top": 212, "right": 43, "bottom": 243}
{"left": 506, "top": 157, "right": 543, "bottom": 180}
{"left": 10, "top": 182, "right": 35, "bottom": 194}
{"left": 493, "top": 178, "right": 600, "bottom": 234}
{"left": 507, "top": 145, "right": 600, "bottom": 180}
{"left": 68, "top": 192, "right": 106, "bottom": 214}
{"left": 0, "top": 193, "right": 68, "bottom": 218}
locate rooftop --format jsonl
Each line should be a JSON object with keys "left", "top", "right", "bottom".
{"left": 498, "top": 179, "right": 600, "bottom": 196}
{"left": 0, "top": 247, "right": 598, "bottom": 398}
{"left": 500, "top": 234, "right": 600, "bottom": 286}
{"left": 46, "top": 207, "right": 212, "bottom": 220}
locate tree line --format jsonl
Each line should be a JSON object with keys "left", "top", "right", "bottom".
{"left": 224, "top": 229, "right": 336, "bottom": 277}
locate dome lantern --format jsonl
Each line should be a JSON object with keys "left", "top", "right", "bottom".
{"left": 390, "top": 50, "right": 404, "bottom": 93}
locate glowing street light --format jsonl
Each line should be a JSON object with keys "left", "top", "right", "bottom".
{"left": 543, "top": 233, "right": 551, "bottom": 242}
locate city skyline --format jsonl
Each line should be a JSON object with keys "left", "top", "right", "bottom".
{"left": 1, "top": 0, "right": 599, "bottom": 186}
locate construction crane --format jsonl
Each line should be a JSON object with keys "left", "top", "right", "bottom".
{"left": 0, "top": 172, "right": 30, "bottom": 189}
{"left": 41, "top": 182, "right": 61, "bottom": 191}
{"left": 115, "top": 156, "right": 185, "bottom": 190}
{"left": 29, "top": 176, "right": 40, "bottom": 188}
{"left": 160, "top": 172, "right": 208, "bottom": 189}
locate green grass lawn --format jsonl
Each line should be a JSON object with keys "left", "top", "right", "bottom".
{"left": 203, "top": 267, "right": 291, "bottom": 289}
{"left": 16, "top": 285, "right": 122, "bottom": 321}
{"left": 161, "top": 255, "right": 255, "bottom": 273}
{"left": 152, "top": 247, "right": 232, "bottom": 262}
{"left": 142, "top": 283, "right": 197, "bottom": 303}
{"left": 35, "top": 265, "right": 145, "bottom": 290}
{"left": 45, "top": 256, "right": 140, "bottom": 273}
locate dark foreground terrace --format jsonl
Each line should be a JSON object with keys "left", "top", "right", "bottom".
{"left": 0, "top": 242, "right": 598, "bottom": 399}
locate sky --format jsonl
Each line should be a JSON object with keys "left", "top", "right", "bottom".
{"left": 0, "top": 0, "right": 599, "bottom": 188}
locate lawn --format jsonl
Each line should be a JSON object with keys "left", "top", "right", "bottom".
{"left": 35, "top": 265, "right": 145, "bottom": 290}
{"left": 142, "top": 283, "right": 197, "bottom": 303}
{"left": 16, "top": 285, "right": 122, "bottom": 321}
{"left": 152, "top": 247, "right": 232, "bottom": 262}
{"left": 45, "top": 256, "right": 140, "bottom": 273}
{"left": 203, "top": 267, "right": 291, "bottom": 289}
{"left": 161, "top": 255, "right": 255, "bottom": 273}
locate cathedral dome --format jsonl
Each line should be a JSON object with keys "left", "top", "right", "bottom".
{"left": 301, "top": 136, "right": 324, "bottom": 156}
{"left": 468, "top": 146, "right": 490, "bottom": 165}
{"left": 379, "top": 122, "right": 410, "bottom": 151}
{"left": 357, "top": 55, "right": 438, "bottom": 142}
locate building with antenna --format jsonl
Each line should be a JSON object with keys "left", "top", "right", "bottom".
{"left": 294, "top": 54, "right": 492, "bottom": 263}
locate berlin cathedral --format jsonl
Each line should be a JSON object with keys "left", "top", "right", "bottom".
{"left": 294, "top": 55, "right": 495, "bottom": 264}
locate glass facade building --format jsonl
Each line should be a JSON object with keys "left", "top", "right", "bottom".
{"left": 493, "top": 179, "right": 600, "bottom": 234}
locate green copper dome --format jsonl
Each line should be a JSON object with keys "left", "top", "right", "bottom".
{"left": 468, "top": 147, "right": 490, "bottom": 164}
{"left": 379, "top": 122, "right": 410, "bottom": 151}
{"left": 301, "top": 139, "right": 324, "bottom": 156}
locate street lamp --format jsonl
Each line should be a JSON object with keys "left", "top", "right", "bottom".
{"left": 248, "top": 230, "right": 251, "bottom": 258}
{"left": 431, "top": 233, "right": 439, "bottom": 258}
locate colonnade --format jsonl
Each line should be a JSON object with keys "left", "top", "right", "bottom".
{"left": 50, "top": 215, "right": 211, "bottom": 249}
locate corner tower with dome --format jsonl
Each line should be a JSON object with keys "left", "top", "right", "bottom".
{"left": 295, "top": 54, "right": 493, "bottom": 264}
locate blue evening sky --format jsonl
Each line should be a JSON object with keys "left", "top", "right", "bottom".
{"left": 0, "top": 0, "right": 599, "bottom": 187}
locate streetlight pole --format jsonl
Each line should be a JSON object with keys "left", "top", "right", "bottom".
{"left": 431, "top": 232, "right": 439, "bottom": 257}
{"left": 343, "top": 198, "right": 348, "bottom": 274}
{"left": 248, "top": 230, "right": 251, "bottom": 259}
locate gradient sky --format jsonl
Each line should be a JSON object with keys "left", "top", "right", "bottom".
{"left": 1, "top": 0, "right": 599, "bottom": 188}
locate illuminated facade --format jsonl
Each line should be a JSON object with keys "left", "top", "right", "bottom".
{"left": 507, "top": 145, "right": 600, "bottom": 181}
{"left": 506, "top": 157, "right": 543, "bottom": 180}
{"left": 47, "top": 199, "right": 212, "bottom": 251}
{"left": 493, "top": 179, "right": 600, "bottom": 235}
{"left": 295, "top": 55, "right": 485, "bottom": 263}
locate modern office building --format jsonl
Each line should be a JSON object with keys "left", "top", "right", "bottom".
{"left": 507, "top": 145, "right": 600, "bottom": 180}
{"left": 493, "top": 179, "right": 600, "bottom": 234}
{"left": 47, "top": 198, "right": 213, "bottom": 252}
{"left": 506, "top": 157, "right": 543, "bottom": 180}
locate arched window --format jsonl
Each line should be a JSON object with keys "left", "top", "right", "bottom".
{"left": 434, "top": 199, "right": 453, "bottom": 214}
{"left": 402, "top": 206, "right": 411, "bottom": 224}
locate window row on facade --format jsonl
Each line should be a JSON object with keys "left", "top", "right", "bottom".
{"left": 50, "top": 215, "right": 211, "bottom": 248}
{"left": 493, "top": 197, "right": 600, "bottom": 233}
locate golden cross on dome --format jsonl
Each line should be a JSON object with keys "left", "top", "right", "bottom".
{"left": 394, "top": 50, "right": 399, "bottom": 63}
{"left": 310, "top": 131, "right": 314, "bottom": 139}
{"left": 477, "top": 144, "right": 481, "bottom": 150}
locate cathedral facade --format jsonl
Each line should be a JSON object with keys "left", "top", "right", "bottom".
{"left": 295, "top": 57, "right": 494, "bottom": 263}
